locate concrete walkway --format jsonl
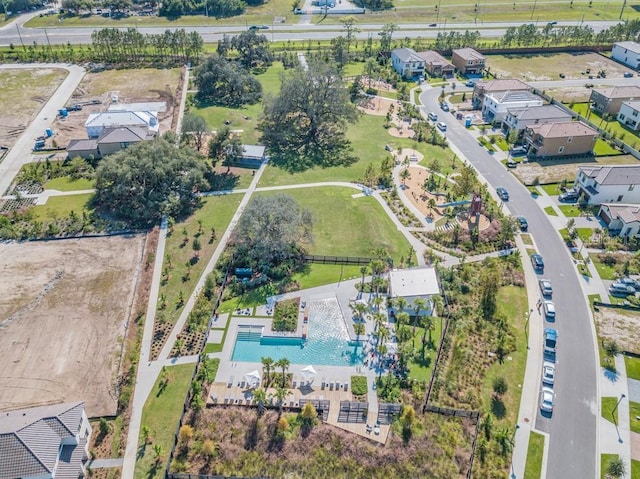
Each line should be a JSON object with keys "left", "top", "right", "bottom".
{"left": 89, "top": 458, "right": 124, "bottom": 469}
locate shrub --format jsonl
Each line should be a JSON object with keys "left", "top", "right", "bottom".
{"left": 351, "top": 375, "right": 368, "bottom": 396}
{"left": 492, "top": 377, "right": 508, "bottom": 396}
{"left": 272, "top": 298, "right": 299, "bottom": 331}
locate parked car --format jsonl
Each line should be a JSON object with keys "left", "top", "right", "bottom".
{"left": 624, "top": 72, "right": 634, "bottom": 78}
{"left": 544, "top": 328, "right": 557, "bottom": 353}
{"left": 617, "top": 277, "right": 639, "bottom": 290}
{"left": 543, "top": 300, "right": 556, "bottom": 319}
{"left": 506, "top": 158, "right": 518, "bottom": 168}
{"left": 531, "top": 253, "right": 544, "bottom": 272}
{"left": 540, "top": 386, "right": 555, "bottom": 413}
{"left": 437, "top": 121, "right": 447, "bottom": 132}
{"left": 465, "top": 80, "right": 475, "bottom": 87}
{"left": 440, "top": 102, "right": 450, "bottom": 112}
{"left": 496, "top": 187, "right": 509, "bottom": 201}
{"left": 428, "top": 112, "right": 438, "bottom": 121}
{"left": 516, "top": 216, "right": 528, "bottom": 231}
{"left": 559, "top": 188, "right": 579, "bottom": 202}
{"left": 542, "top": 362, "right": 556, "bottom": 386}
{"left": 539, "top": 279, "right": 553, "bottom": 297}
{"left": 510, "top": 146, "right": 527, "bottom": 156}
{"left": 610, "top": 282, "right": 636, "bottom": 296}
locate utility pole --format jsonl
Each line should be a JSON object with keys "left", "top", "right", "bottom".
{"left": 44, "top": 27, "right": 52, "bottom": 50}
{"left": 16, "top": 23, "right": 25, "bottom": 50}
{"left": 531, "top": 0, "right": 537, "bottom": 20}
{"left": 620, "top": 0, "right": 627, "bottom": 19}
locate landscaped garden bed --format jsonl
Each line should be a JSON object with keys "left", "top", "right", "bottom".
{"left": 272, "top": 297, "right": 300, "bottom": 332}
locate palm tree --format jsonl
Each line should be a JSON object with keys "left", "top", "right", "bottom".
{"left": 422, "top": 315, "right": 435, "bottom": 345}
{"left": 274, "top": 386, "right": 289, "bottom": 414}
{"left": 394, "top": 296, "right": 407, "bottom": 315}
{"left": 378, "top": 325, "right": 391, "bottom": 347}
{"left": 354, "top": 322, "right": 365, "bottom": 341}
{"left": 275, "top": 358, "right": 290, "bottom": 388}
{"left": 373, "top": 312, "right": 386, "bottom": 337}
{"left": 412, "top": 298, "right": 427, "bottom": 335}
{"left": 371, "top": 294, "right": 383, "bottom": 311}
{"left": 261, "top": 357, "right": 274, "bottom": 387}
{"left": 606, "top": 455, "right": 626, "bottom": 478}
{"left": 350, "top": 301, "right": 368, "bottom": 322}
{"left": 359, "top": 265, "right": 368, "bottom": 296}
{"left": 253, "top": 387, "right": 267, "bottom": 417}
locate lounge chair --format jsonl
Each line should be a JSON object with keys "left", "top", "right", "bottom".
{"left": 239, "top": 380, "right": 246, "bottom": 388}
{"left": 292, "top": 379, "right": 297, "bottom": 388}
{"left": 329, "top": 381, "right": 335, "bottom": 391}
{"left": 344, "top": 382, "right": 349, "bottom": 392}
{"left": 227, "top": 376, "right": 234, "bottom": 388}
{"left": 321, "top": 378, "right": 326, "bottom": 390}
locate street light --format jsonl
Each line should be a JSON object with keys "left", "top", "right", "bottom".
{"left": 611, "top": 393, "right": 626, "bottom": 426}
{"left": 524, "top": 308, "right": 533, "bottom": 349}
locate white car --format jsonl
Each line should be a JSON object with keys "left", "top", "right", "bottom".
{"left": 539, "top": 279, "right": 552, "bottom": 297}
{"left": 540, "top": 387, "right": 554, "bottom": 413}
{"left": 437, "top": 121, "right": 447, "bottom": 132}
{"left": 543, "top": 301, "right": 556, "bottom": 319}
{"left": 542, "top": 362, "right": 555, "bottom": 386}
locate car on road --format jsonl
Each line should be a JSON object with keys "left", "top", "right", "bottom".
{"left": 544, "top": 328, "right": 557, "bottom": 353}
{"left": 496, "top": 187, "right": 509, "bottom": 201}
{"left": 542, "top": 362, "right": 556, "bottom": 386}
{"left": 609, "top": 282, "right": 636, "bottom": 296}
{"left": 539, "top": 279, "right": 553, "bottom": 297}
{"left": 540, "top": 386, "right": 555, "bottom": 413}
{"left": 428, "top": 23, "right": 437, "bottom": 27}
{"left": 428, "top": 111, "right": 438, "bottom": 121}
{"left": 531, "top": 253, "right": 544, "bottom": 272}
{"left": 543, "top": 300, "right": 556, "bottom": 319}
{"left": 559, "top": 188, "right": 579, "bottom": 202}
{"left": 440, "top": 102, "right": 450, "bottom": 112}
{"left": 249, "top": 25, "right": 269, "bottom": 30}
{"left": 437, "top": 121, "right": 447, "bottom": 132}
{"left": 465, "top": 80, "right": 475, "bottom": 87}
{"left": 549, "top": 20, "right": 558, "bottom": 25}
{"left": 516, "top": 216, "right": 528, "bottom": 231}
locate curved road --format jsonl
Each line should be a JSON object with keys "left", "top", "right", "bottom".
{"left": 0, "top": 17, "right": 620, "bottom": 46}
{"left": 420, "top": 87, "right": 598, "bottom": 478}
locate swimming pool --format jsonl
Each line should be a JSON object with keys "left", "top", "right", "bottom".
{"left": 231, "top": 298, "right": 364, "bottom": 366}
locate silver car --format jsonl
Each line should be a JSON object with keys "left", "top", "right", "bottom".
{"left": 540, "top": 387, "right": 554, "bottom": 413}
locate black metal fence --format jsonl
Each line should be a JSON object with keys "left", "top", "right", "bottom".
{"left": 304, "top": 254, "right": 374, "bottom": 266}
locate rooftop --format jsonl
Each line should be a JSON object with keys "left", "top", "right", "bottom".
{"left": 529, "top": 120, "right": 598, "bottom": 138}
{"left": 388, "top": 267, "right": 440, "bottom": 298}
{"left": 391, "top": 48, "right": 424, "bottom": 63}
{"left": 475, "top": 78, "right": 530, "bottom": 93}
{"left": 98, "top": 126, "right": 153, "bottom": 143}
{"left": 592, "top": 85, "right": 640, "bottom": 100}
{"left": 507, "top": 104, "right": 573, "bottom": 121}
{"left": 453, "top": 47, "right": 485, "bottom": 61}
{"left": 615, "top": 40, "right": 640, "bottom": 54}
{"left": 489, "top": 90, "right": 542, "bottom": 104}
{"left": 86, "top": 110, "right": 156, "bottom": 128}
{"left": 108, "top": 101, "right": 166, "bottom": 113}
{"left": 242, "top": 144, "right": 266, "bottom": 159}
{"left": 622, "top": 100, "right": 640, "bottom": 111}
{"left": 601, "top": 203, "right": 640, "bottom": 224}
{"left": 580, "top": 164, "right": 640, "bottom": 186}
{"left": 67, "top": 138, "right": 98, "bottom": 151}
{"left": 416, "top": 50, "right": 454, "bottom": 67}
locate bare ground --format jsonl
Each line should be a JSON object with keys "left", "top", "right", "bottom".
{"left": 595, "top": 307, "right": 640, "bottom": 354}
{"left": 0, "top": 235, "right": 145, "bottom": 417}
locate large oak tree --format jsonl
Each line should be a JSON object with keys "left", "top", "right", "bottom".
{"left": 259, "top": 60, "right": 359, "bottom": 172}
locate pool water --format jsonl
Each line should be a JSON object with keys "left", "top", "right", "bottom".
{"left": 231, "top": 298, "right": 364, "bottom": 366}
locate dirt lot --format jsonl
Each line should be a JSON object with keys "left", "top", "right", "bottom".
{"left": 0, "top": 235, "right": 145, "bottom": 417}
{"left": 486, "top": 52, "right": 631, "bottom": 82}
{"left": 0, "top": 68, "right": 67, "bottom": 148}
{"left": 595, "top": 307, "right": 640, "bottom": 354}
{"left": 53, "top": 68, "right": 182, "bottom": 147}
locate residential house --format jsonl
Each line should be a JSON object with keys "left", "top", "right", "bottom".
{"left": 416, "top": 50, "right": 455, "bottom": 77}
{"left": 523, "top": 121, "right": 598, "bottom": 159}
{"left": 472, "top": 78, "right": 531, "bottom": 109}
{"left": 598, "top": 203, "right": 640, "bottom": 238}
{"left": 85, "top": 110, "right": 159, "bottom": 138}
{"left": 451, "top": 48, "right": 485, "bottom": 75}
{"left": 482, "top": 90, "right": 543, "bottom": 123}
{"left": 388, "top": 267, "right": 440, "bottom": 316}
{"left": 67, "top": 126, "right": 154, "bottom": 160}
{"left": 0, "top": 401, "right": 92, "bottom": 479}
{"left": 611, "top": 41, "right": 640, "bottom": 70}
{"left": 502, "top": 104, "right": 574, "bottom": 135}
{"left": 225, "top": 144, "right": 267, "bottom": 169}
{"left": 574, "top": 165, "right": 640, "bottom": 205}
{"left": 617, "top": 101, "right": 640, "bottom": 131}
{"left": 391, "top": 48, "right": 425, "bottom": 79}
{"left": 589, "top": 85, "right": 640, "bottom": 116}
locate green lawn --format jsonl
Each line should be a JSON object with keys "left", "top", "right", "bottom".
{"left": 404, "top": 322, "right": 444, "bottom": 382}
{"left": 134, "top": 362, "right": 197, "bottom": 479}
{"left": 292, "top": 263, "right": 362, "bottom": 290}
{"left": 601, "top": 454, "right": 617, "bottom": 479}
{"left": 572, "top": 103, "right": 640, "bottom": 148}
{"left": 632, "top": 459, "right": 640, "bottom": 479}
{"left": 594, "top": 139, "right": 622, "bottom": 156}
{"left": 343, "top": 62, "right": 365, "bottom": 78}
{"left": 601, "top": 396, "right": 619, "bottom": 425}
{"left": 630, "top": 401, "right": 640, "bottom": 434}
{"left": 413, "top": 89, "right": 422, "bottom": 105}
{"left": 44, "top": 176, "right": 95, "bottom": 191}
{"left": 482, "top": 285, "right": 528, "bottom": 427}
{"left": 158, "top": 194, "right": 241, "bottom": 326}
{"left": 259, "top": 114, "right": 453, "bottom": 187}
{"left": 257, "top": 186, "right": 413, "bottom": 263}
{"left": 557, "top": 205, "right": 584, "bottom": 217}
{"left": 543, "top": 206, "right": 558, "bottom": 216}
{"left": 540, "top": 183, "right": 562, "bottom": 196}
{"left": 524, "top": 431, "right": 545, "bottom": 479}
{"left": 590, "top": 254, "right": 617, "bottom": 280}
{"left": 625, "top": 355, "right": 640, "bottom": 380}
{"left": 31, "top": 193, "right": 93, "bottom": 221}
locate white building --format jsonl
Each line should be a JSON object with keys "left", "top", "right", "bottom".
{"left": 575, "top": 165, "right": 640, "bottom": 205}
{"left": 598, "top": 203, "right": 640, "bottom": 238}
{"left": 388, "top": 267, "right": 440, "bottom": 316}
{"left": 482, "top": 90, "right": 543, "bottom": 123}
{"left": 617, "top": 100, "right": 640, "bottom": 131}
{"left": 85, "top": 110, "right": 159, "bottom": 138}
{"left": 391, "top": 48, "right": 425, "bottom": 79}
{"left": 0, "top": 401, "right": 92, "bottom": 479}
{"left": 612, "top": 41, "right": 640, "bottom": 70}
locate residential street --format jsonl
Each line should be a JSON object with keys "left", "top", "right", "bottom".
{"left": 420, "top": 86, "right": 599, "bottom": 478}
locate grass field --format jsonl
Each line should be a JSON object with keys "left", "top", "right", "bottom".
{"left": 134, "top": 363, "right": 197, "bottom": 479}
{"left": 540, "top": 183, "right": 562, "bottom": 196}
{"left": 572, "top": 103, "right": 640, "bottom": 147}
{"left": 601, "top": 396, "right": 619, "bottom": 425}
{"left": 633, "top": 459, "right": 640, "bottom": 478}
{"left": 601, "top": 454, "right": 617, "bottom": 479}
{"left": 81, "top": 68, "right": 181, "bottom": 99}
{"left": 405, "top": 323, "right": 443, "bottom": 382}
{"left": 32, "top": 192, "right": 93, "bottom": 221}
{"left": 557, "top": 204, "right": 584, "bottom": 217}
{"left": 292, "top": 263, "right": 362, "bottom": 290}
{"left": 482, "top": 285, "right": 528, "bottom": 427}
{"left": 631, "top": 401, "right": 640, "bottom": 434}
{"left": 590, "top": 254, "right": 617, "bottom": 280}
{"left": 543, "top": 206, "right": 558, "bottom": 216}
{"left": 45, "top": 176, "right": 95, "bottom": 191}
{"left": 625, "top": 355, "right": 640, "bottom": 380}
{"left": 256, "top": 186, "right": 413, "bottom": 263}
{"left": 524, "top": 431, "right": 545, "bottom": 479}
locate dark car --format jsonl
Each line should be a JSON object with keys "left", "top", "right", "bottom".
{"left": 440, "top": 102, "right": 450, "bottom": 112}
{"left": 516, "top": 216, "right": 528, "bottom": 231}
{"left": 531, "top": 253, "right": 544, "bottom": 272}
{"left": 496, "top": 187, "right": 509, "bottom": 201}
{"left": 559, "top": 188, "right": 579, "bottom": 202}
{"left": 544, "top": 328, "right": 557, "bottom": 353}
{"left": 429, "top": 23, "right": 437, "bottom": 27}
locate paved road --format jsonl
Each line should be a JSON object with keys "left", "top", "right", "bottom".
{"left": 419, "top": 87, "right": 598, "bottom": 478}
{"left": 0, "top": 18, "right": 620, "bottom": 46}
{"left": 0, "top": 63, "right": 85, "bottom": 196}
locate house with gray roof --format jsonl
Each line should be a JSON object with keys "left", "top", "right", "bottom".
{"left": 575, "top": 165, "right": 640, "bottom": 205}
{"left": 416, "top": 50, "right": 454, "bottom": 77}
{"left": 598, "top": 203, "right": 640, "bottom": 238}
{"left": 612, "top": 41, "right": 640, "bottom": 70}
{"left": 482, "top": 90, "right": 543, "bottom": 123}
{"left": 85, "top": 110, "right": 159, "bottom": 138}
{"left": 589, "top": 85, "right": 640, "bottom": 116}
{"left": 0, "top": 401, "right": 91, "bottom": 479}
{"left": 67, "top": 126, "right": 154, "bottom": 160}
{"left": 391, "top": 48, "right": 425, "bottom": 79}
{"left": 388, "top": 267, "right": 440, "bottom": 317}
{"left": 472, "top": 78, "right": 531, "bottom": 109}
{"left": 617, "top": 100, "right": 640, "bottom": 131}
{"left": 502, "top": 104, "right": 574, "bottom": 135}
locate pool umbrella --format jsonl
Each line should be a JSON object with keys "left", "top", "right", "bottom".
{"left": 300, "top": 365, "right": 317, "bottom": 382}
{"left": 244, "top": 370, "right": 262, "bottom": 388}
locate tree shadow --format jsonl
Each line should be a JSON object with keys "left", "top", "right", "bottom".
{"left": 244, "top": 418, "right": 259, "bottom": 450}
{"left": 136, "top": 442, "right": 147, "bottom": 460}
{"left": 205, "top": 170, "right": 240, "bottom": 191}
{"left": 491, "top": 397, "right": 506, "bottom": 419}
